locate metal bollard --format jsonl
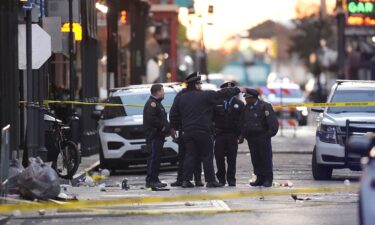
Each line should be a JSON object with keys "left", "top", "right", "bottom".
{"left": 0, "top": 125, "right": 10, "bottom": 197}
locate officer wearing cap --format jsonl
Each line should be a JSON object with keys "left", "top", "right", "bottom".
{"left": 170, "top": 72, "right": 246, "bottom": 188}
{"left": 213, "top": 81, "right": 244, "bottom": 186}
{"left": 240, "top": 88, "right": 279, "bottom": 187}
{"left": 170, "top": 89, "right": 203, "bottom": 187}
{"left": 143, "top": 84, "right": 170, "bottom": 189}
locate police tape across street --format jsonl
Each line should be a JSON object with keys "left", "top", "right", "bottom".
{"left": 19, "top": 100, "right": 375, "bottom": 109}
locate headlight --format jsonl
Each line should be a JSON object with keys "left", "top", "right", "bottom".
{"left": 103, "top": 126, "right": 123, "bottom": 133}
{"left": 317, "top": 124, "right": 337, "bottom": 144}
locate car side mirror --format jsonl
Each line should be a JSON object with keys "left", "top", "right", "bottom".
{"left": 91, "top": 110, "right": 102, "bottom": 120}
{"left": 311, "top": 107, "right": 324, "bottom": 113}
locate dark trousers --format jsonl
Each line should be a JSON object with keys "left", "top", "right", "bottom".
{"left": 176, "top": 136, "right": 202, "bottom": 182}
{"left": 214, "top": 133, "right": 238, "bottom": 184}
{"left": 182, "top": 132, "right": 216, "bottom": 182}
{"left": 246, "top": 135, "right": 273, "bottom": 180}
{"left": 146, "top": 135, "right": 165, "bottom": 183}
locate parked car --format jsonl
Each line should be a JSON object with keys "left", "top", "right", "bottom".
{"left": 311, "top": 80, "right": 375, "bottom": 180}
{"left": 262, "top": 82, "right": 309, "bottom": 126}
{"left": 347, "top": 134, "right": 375, "bottom": 225}
{"left": 93, "top": 83, "right": 181, "bottom": 171}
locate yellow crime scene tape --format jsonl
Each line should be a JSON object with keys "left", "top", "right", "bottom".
{"left": 19, "top": 100, "right": 375, "bottom": 109}
{"left": 0, "top": 186, "right": 358, "bottom": 214}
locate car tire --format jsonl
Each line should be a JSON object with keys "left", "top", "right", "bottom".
{"left": 312, "top": 146, "right": 333, "bottom": 180}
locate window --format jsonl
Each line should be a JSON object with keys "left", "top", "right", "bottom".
{"left": 328, "top": 90, "right": 375, "bottom": 114}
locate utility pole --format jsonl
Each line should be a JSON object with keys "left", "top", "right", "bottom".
{"left": 25, "top": 8, "right": 38, "bottom": 159}
{"left": 336, "top": 0, "right": 346, "bottom": 79}
{"left": 69, "top": 0, "right": 75, "bottom": 104}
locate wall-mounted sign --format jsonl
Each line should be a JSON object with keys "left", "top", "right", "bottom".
{"left": 345, "top": 0, "right": 375, "bottom": 26}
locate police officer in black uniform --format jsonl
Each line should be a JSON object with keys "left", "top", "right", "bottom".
{"left": 240, "top": 89, "right": 278, "bottom": 187}
{"left": 170, "top": 72, "right": 246, "bottom": 188}
{"left": 170, "top": 90, "right": 203, "bottom": 187}
{"left": 143, "top": 84, "right": 170, "bottom": 189}
{"left": 213, "top": 81, "right": 244, "bottom": 187}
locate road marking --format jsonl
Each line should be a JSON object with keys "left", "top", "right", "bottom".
{"left": 0, "top": 186, "right": 358, "bottom": 214}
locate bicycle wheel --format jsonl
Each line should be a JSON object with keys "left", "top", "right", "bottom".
{"left": 52, "top": 141, "right": 80, "bottom": 179}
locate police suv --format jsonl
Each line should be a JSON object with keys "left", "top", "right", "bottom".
{"left": 94, "top": 83, "right": 181, "bottom": 171}
{"left": 311, "top": 80, "right": 375, "bottom": 180}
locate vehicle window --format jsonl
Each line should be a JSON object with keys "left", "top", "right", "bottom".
{"left": 327, "top": 90, "right": 375, "bottom": 114}
{"left": 267, "top": 89, "right": 303, "bottom": 98}
{"left": 103, "top": 96, "right": 126, "bottom": 119}
{"left": 120, "top": 92, "right": 177, "bottom": 116}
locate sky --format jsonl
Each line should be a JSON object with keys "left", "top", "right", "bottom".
{"left": 179, "top": 0, "right": 336, "bottom": 50}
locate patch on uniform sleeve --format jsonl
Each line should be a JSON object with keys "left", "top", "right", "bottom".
{"left": 265, "top": 110, "right": 270, "bottom": 116}
{"left": 151, "top": 102, "right": 156, "bottom": 108}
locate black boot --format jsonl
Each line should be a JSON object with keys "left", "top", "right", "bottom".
{"left": 206, "top": 181, "right": 224, "bottom": 188}
{"left": 195, "top": 180, "right": 204, "bottom": 187}
{"left": 262, "top": 179, "right": 273, "bottom": 188}
{"left": 182, "top": 181, "right": 195, "bottom": 188}
{"left": 171, "top": 180, "right": 183, "bottom": 187}
{"left": 249, "top": 177, "right": 264, "bottom": 187}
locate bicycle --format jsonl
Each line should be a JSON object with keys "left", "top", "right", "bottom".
{"left": 45, "top": 114, "right": 81, "bottom": 179}
{"left": 22, "top": 112, "right": 81, "bottom": 179}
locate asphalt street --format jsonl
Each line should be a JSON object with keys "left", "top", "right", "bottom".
{"left": 3, "top": 126, "right": 362, "bottom": 225}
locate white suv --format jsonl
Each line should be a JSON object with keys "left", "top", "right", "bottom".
{"left": 95, "top": 83, "right": 181, "bottom": 171}
{"left": 311, "top": 80, "right": 375, "bottom": 180}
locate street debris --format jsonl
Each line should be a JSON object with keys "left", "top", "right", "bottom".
{"left": 122, "top": 178, "right": 129, "bottom": 190}
{"left": 291, "top": 194, "right": 311, "bottom": 202}
{"left": 272, "top": 181, "right": 293, "bottom": 187}
{"left": 185, "top": 202, "right": 195, "bottom": 206}
{"left": 8, "top": 159, "right": 23, "bottom": 195}
{"left": 38, "top": 209, "right": 46, "bottom": 216}
{"left": 17, "top": 157, "right": 60, "bottom": 200}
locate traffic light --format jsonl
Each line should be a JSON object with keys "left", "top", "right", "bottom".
{"left": 208, "top": 5, "right": 214, "bottom": 13}
{"left": 120, "top": 10, "right": 127, "bottom": 25}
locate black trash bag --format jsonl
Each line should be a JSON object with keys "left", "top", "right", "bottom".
{"left": 8, "top": 159, "right": 23, "bottom": 195}
{"left": 17, "top": 157, "right": 60, "bottom": 200}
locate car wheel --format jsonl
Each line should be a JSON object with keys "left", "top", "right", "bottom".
{"left": 312, "top": 146, "right": 333, "bottom": 180}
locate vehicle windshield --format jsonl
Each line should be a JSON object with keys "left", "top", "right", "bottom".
{"left": 120, "top": 92, "right": 176, "bottom": 116}
{"left": 266, "top": 88, "right": 303, "bottom": 98}
{"left": 327, "top": 90, "right": 375, "bottom": 114}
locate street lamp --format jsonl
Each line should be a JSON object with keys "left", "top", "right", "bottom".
{"left": 188, "top": 4, "right": 214, "bottom": 76}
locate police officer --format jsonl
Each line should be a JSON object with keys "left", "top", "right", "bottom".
{"left": 213, "top": 81, "right": 244, "bottom": 186}
{"left": 170, "top": 72, "right": 246, "bottom": 188}
{"left": 240, "top": 89, "right": 278, "bottom": 187}
{"left": 170, "top": 89, "right": 203, "bottom": 187}
{"left": 143, "top": 84, "right": 170, "bottom": 189}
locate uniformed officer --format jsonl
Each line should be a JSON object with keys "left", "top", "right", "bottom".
{"left": 213, "top": 81, "right": 244, "bottom": 186}
{"left": 170, "top": 72, "right": 246, "bottom": 188}
{"left": 143, "top": 84, "right": 170, "bottom": 189}
{"left": 240, "top": 88, "right": 279, "bottom": 187}
{"left": 170, "top": 89, "right": 203, "bottom": 187}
